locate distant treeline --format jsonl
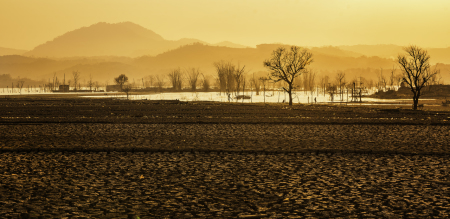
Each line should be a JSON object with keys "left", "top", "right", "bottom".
{"left": 0, "top": 74, "right": 45, "bottom": 88}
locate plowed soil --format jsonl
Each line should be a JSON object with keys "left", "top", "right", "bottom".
{"left": 1, "top": 97, "right": 450, "bottom": 218}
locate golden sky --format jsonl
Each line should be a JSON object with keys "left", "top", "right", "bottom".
{"left": 1, "top": 0, "right": 450, "bottom": 50}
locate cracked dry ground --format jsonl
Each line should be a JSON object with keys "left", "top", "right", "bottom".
{"left": 1, "top": 100, "right": 450, "bottom": 218}
{"left": 1, "top": 152, "right": 450, "bottom": 218}
{"left": 2, "top": 124, "right": 450, "bottom": 218}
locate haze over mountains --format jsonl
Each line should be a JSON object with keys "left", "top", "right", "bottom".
{"left": 1, "top": 22, "right": 450, "bottom": 86}
{"left": 23, "top": 22, "right": 248, "bottom": 58}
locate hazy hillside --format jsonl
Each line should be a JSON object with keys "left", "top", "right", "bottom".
{"left": 2, "top": 43, "right": 420, "bottom": 86}
{"left": 0, "top": 47, "right": 27, "bottom": 56}
{"left": 23, "top": 22, "right": 247, "bottom": 58}
{"left": 338, "top": 44, "right": 450, "bottom": 64}
{"left": 24, "top": 22, "right": 199, "bottom": 57}
{"left": 213, "top": 41, "right": 249, "bottom": 48}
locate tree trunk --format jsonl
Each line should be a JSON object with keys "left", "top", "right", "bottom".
{"left": 288, "top": 84, "right": 293, "bottom": 105}
{"left": 412, "top": 90, "right": 420, "bottom": 110}
{"left": 413, "top": 97, "right": 418, "bottom": 110}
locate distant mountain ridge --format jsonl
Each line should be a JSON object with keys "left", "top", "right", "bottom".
{"left": 0, "top": 47, "right": 27, "bottom": 56}
{"left": 16, "top": 21, "right": 450, "bottom": 64}
{"left": 2, "top": 43, "right": 450, "bottom": 87}
{"left": 23, "top": 22, "right": 248, "bottom": 58}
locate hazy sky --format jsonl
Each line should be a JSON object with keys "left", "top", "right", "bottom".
{"left": 1, "top": 0, "right": 450, "bottom": 50}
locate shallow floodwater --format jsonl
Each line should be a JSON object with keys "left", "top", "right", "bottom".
{"left": 84, "top": 91, "right": 431, "bottom": 105}
{"left": 1, "top": 87, "right": 433, "bottom": 104}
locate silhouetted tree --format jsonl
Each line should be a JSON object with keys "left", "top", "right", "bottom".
{"left": 168, "top": 68, "right": 183, "bottom": 91}
{"left": 17, "top": 80, "right": 25, "bottom": 94}
{"left": 259, "top": 77, "right": 270, "bottom": 103}
{"left": 72, "top": 71, "right": 80, "bottom": 91}
{"left": 122, "top": 84, "right": 132, "bottom": 100}
{"left": 336, "top": 72, "right": 345, "bottom": 101}
{"left": 214, "top": 61, "right": 236, "bottom": 94}
{"left": 186, "top": 68, "right": 201, "bottom": 91}
{"left": 114, "top": 74, "right": 129, "bottom": 91}
{"left": 264, "top": 46, "right": 313, "bottom": 105}
{"left": 87, "top": 74, "right": 94, "bottom": 91}
{"left": 234, "top": 64, "right": 245, "bottom": 96}
{"left": 155, "top": 75, "right": 165, "bottom": 91}
{"left": 378, "top": 68, "right": 387, "bottom": 91}
{"left": 398, "top": 46, "right": 439, "bottom": 110}
{"left": 201, "top": 74, "right": 210, "bottom": 91}
{"left": 94, "top": 81, "right": 100, "bottom": 91}
{"left": 251, "top": 73, "right": 261, "bottom": 95}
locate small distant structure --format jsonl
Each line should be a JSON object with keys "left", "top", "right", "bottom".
{"left": 59, "top": 85, "right": 70, "bottom": 92}
{"left": 106, "top": 85, "right": 121, "bottom": 92}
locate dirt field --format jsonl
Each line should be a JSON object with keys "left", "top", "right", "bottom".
{"left": 1, "top": 97, "right": 450, "bottom": 218}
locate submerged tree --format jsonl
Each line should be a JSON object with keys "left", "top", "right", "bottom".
{"left": 397, "top": 45, "right": 439, "bottom": 110}
{"left": 264, "top": 46, "right": 313, "bottom": 105}
{"left": 16, "top": 80, "right": 25, "bottom": 94}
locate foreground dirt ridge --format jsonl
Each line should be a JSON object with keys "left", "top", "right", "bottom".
{"left": 1, "top": 98, "right": 450, "bottom": 217}
{"left": 1, "top": 152, "right": 450, "bottom": 218}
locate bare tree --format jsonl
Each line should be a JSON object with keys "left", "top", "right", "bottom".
{"left": 94, "top": 81, "right": 100, "bottom": 91}
{"left": 201, "top": 74, "right": 210, "bottom": 91}
{"left": 144, "top": 75, "right": 154, "bottom": 88}
{"left": 155, "top": 75, "right": 165, "bottom": 91}
{"left": 122, "top": 84, "right": 132, "bottom": 100}
{"left": 378, "top": 68, "right": 387, "bottom": 91}
{"left": 251, "top": 73, "right": 261, "bottom": 95}
{"left": 263, "top": 46, "right": 313, "bottom": 105}
{"left": 234, "top": 64, "right": 245, "bottom": 95}
{"left": 17, "top": 80, "right": 25, "bottom": 94}
{"left": 397, "top": 45, "right": 439, "bottom": 110}
{"left": 307, "top": 70, "right": 316, "bottom": 95}
{"left": 389, "top": 66, "right": 397, "bottom": 88}
{"left": 72, "top": 71, "right": 80, "bottom": 91}
{"left": 186, "top": 68, "right": 201, "bottom": 91}
{"left": 114, "top": 74, "right": 129, "bottom": 91}
{"left": 87, "top": 74, "right": 95, "bottom": 91}
{"left": 259, "top": 77, "right": 270, "bottom": 103}
{"left": 168, "top": 68, "right": 183, "bottom": 91}
{"left": 214, "top": 61, "right": 237, "bottom": 94}
{"left": 335, "top": 72, "right": 345, "bottom": 101}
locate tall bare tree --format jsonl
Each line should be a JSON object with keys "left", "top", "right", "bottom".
{"left": 398, "top": 45, "right": 439, "bottom": 110}
{"left": 168, "top": 68, "right": 183, "bottom": 91}
{"left": 17, "top": 80, "right": 25, "bottom": 94}
{"left": 251, "top": 73, "right": 261, "bottom": 95}
{"left": 263, "top": 46, "right": 313, "bottom": 105}
{"left": 214, "top": 61, "right": 236, "bottom": 94}
{"left": 201, "top": 74, "right": 210, "bottom": 91}
{"left": 87, "top": 74, "right": 94, "bottom": 91}
{"left": 389, "top": 66, "right": 397, "bottom": 88}
{"left": 234, "top": 64, "right": 245, "bottom": 95}
{"left": 378, "top": 68, "right": 388, "bottom": 91}
{"left": 335, "top": 72, "right": 345, "bottom": 101}
{"left": 186, "top": 68, "right": 201, "bottom": 91}
{"left": 155, "top": 75, "right": 165, "bottom": 91}
{"left": 72, "top": 71, "right": 80, "bottom": 91}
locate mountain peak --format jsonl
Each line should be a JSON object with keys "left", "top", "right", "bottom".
{"left": 25, "top": 22, "right": 168, "bottom": 57}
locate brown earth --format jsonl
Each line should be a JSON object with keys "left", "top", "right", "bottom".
{"left": 1, "top": 97, "right": 450, "bottom": 218}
